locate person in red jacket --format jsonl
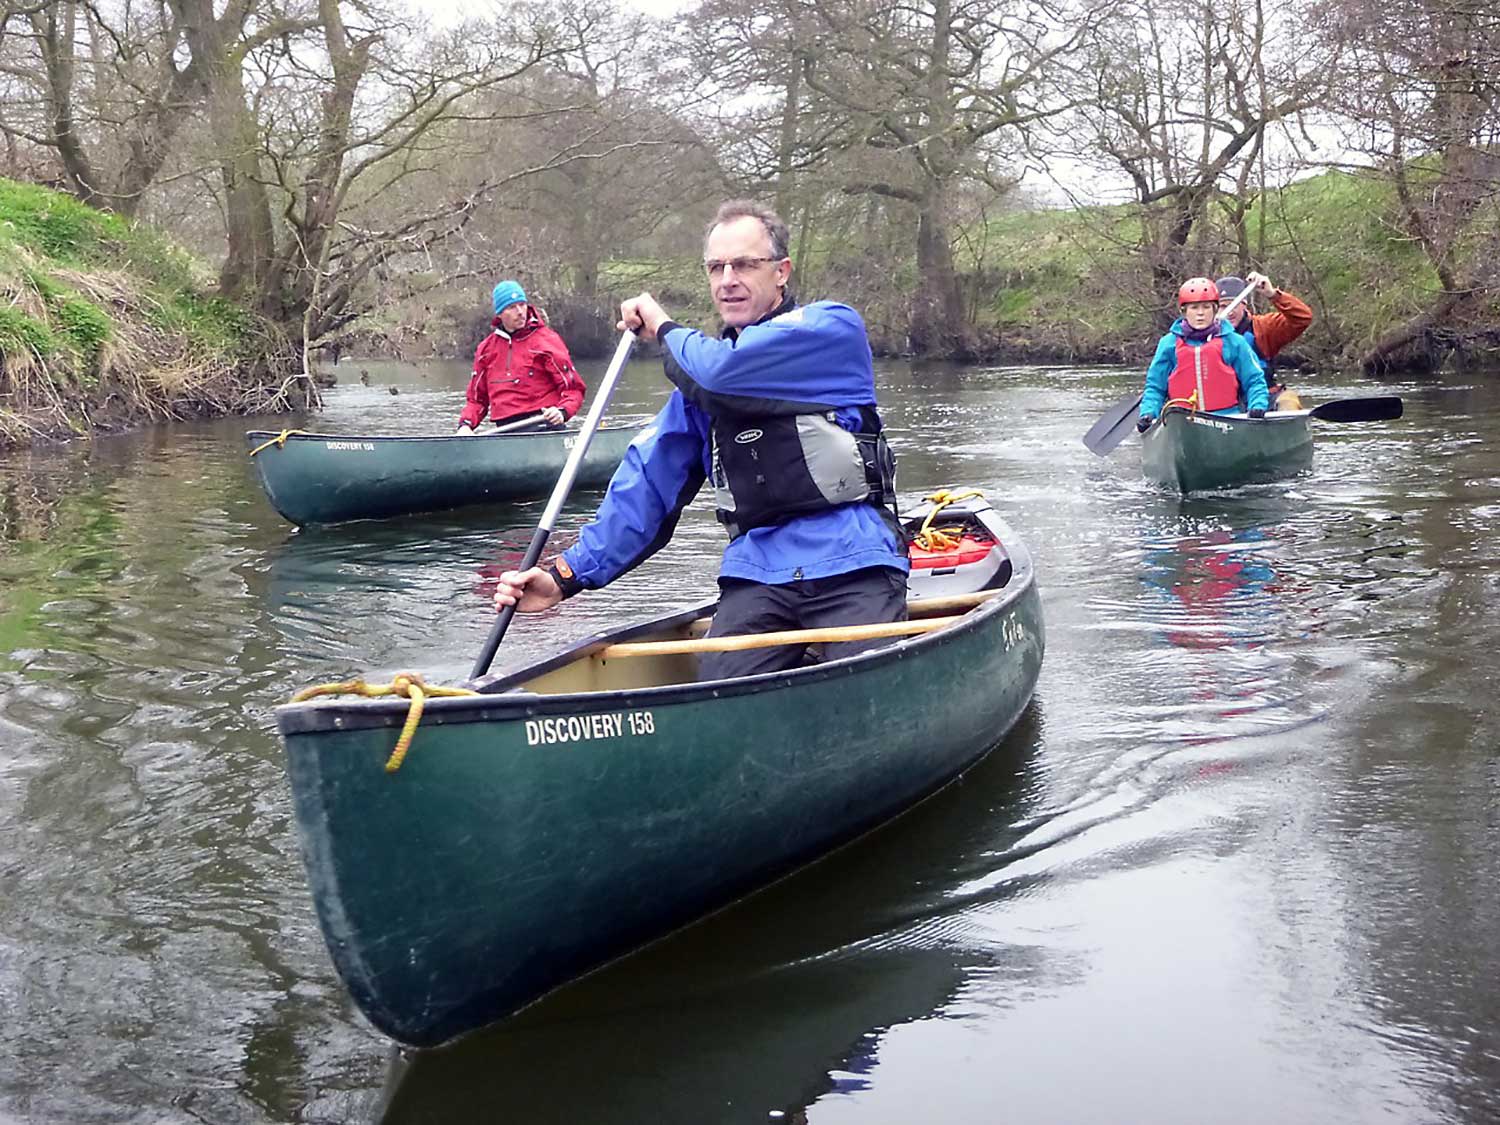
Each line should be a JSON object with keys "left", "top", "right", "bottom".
{"left": 1215, "top": 272, "right": 1314, "bottom": 411}
{"left": 455, "top": 280, "right": 585, "bottom": 435}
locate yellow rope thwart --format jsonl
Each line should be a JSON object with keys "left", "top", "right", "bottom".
{"left": 289, "top": 673, "right": 478, "bottom": 772}
{"left": 248, "top": 429, "right": 309, "bottom": 456}
{"left": 912, "top": 488, "right": 986, "bottom": 552}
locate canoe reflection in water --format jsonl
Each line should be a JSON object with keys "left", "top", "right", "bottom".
{"left": 372, "top": 708, "right": 1046, "bottom": 1125}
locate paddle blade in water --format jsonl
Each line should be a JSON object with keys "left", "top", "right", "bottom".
{"left": 1083, "top": 392, "right": 1144, "bottom": 455}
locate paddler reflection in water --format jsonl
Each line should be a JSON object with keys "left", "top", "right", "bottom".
{"left": 492, "top": 199, "right": 909, "bottom": 680}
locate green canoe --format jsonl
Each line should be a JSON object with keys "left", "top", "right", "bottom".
{"left": 275, "top": 497, "right": 1044, "bottom": 1047}
{"left": 245, "top": 422, "right": 642, "bottom": 525}
{"left": 1140, "top": 406, "right": 1313, "bottom": 493}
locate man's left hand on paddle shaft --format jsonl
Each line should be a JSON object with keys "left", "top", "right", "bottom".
{"left": 618, "top": 293, "right": 671, "bottom": 342}
{"left": 1246, "top": 271, "right": 1276, "bottom": 296}
{"left": 494, "top": 567, "right": 563, "bottom": 614}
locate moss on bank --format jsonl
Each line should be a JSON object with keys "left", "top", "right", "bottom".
{"left": 0, "top": 178, "right": 298, "bottom": 448}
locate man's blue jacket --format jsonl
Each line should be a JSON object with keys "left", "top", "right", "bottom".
{"left": 1141, "top": 318, "right": 1269, "bottom": 419}
{"left": 558, "top": 299, "right": 907, "bottom": 592}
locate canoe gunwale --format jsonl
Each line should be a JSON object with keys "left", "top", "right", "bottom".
{"left": 274, "top": 520, "right": 1037, "bottom": 738}
{"left": 245, "top": 419, "right": 649, "bottom": 447}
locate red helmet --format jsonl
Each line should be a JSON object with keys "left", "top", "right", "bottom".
{"left": 1178, "top": 277, "right": 1220, "bottom": 306}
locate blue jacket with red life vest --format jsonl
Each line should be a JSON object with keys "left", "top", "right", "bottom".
{"left": 1141, "top": 318, "right": 1268, "bottom": 419}
{"left": 555, "top": 299, "right": 907, "bottom": 594}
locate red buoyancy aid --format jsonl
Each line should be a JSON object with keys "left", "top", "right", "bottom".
{"left": 1168, "top": 335, "right": 1240, "bottom": 412}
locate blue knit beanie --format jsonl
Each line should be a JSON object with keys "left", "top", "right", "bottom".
{"left": 492, "top": 280, "right": 527, "bottom": 315}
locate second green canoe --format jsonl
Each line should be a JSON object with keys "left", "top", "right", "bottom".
{"left": 245, "top": 422, "right": 643, "bottom": 525}
{"left": 1141, "top": 406, "right": 1313, "bottom": 493}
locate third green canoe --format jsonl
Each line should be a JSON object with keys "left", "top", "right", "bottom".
{"left": 1140, "top": 406, "right": 1313, "bottom": 493}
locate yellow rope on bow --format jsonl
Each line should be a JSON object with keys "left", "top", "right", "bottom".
{"left": 1163, "top": 392, "right": 1198, "bottom": 413}
{"left": 912, "top": 488, "right": 986, "bottom": 552}
{"left": 248, "top": 429, "right": 308, "bottom": 456}
{"left": 289, "top": 673, "right": 478, "bottom": 772}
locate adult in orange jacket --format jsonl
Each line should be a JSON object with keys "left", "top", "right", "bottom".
{"left": 455, "top": 280, "right": 584, "bottom": 435}
{"left": 1215, "top": 272, "right": 1314, "bottom": 410}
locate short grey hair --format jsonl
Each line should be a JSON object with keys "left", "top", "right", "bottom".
{"left": 705, "top": 200, "right": 791, "bottom": 261}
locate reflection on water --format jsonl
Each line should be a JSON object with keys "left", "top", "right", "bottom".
{"left": 2, "top": 359, "right": 1499, "bottom": 1124}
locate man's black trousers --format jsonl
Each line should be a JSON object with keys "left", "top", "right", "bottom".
{"left": 699, "top": 565, "right": 908, "bottom": 681}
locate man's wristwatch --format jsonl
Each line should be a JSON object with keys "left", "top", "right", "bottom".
{"left": 546, "top": 560, "right": 584, "bottom": 599}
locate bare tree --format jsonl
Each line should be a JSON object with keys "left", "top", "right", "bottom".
{"left": 1053, "top": 0, "right": 1333, "bottom": 315}
{"left": 0, "top": 0, "right": 314, "bottom": 216}
{"left": 1322, "top": 0, "right": 1500, "bottom": 370}
{"left": 688, "top": 0, "right": 1095, "bottom": 357}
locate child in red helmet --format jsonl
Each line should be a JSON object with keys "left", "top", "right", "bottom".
{"left": 1137, "top": 277, "right": 1269, "bottom": 432}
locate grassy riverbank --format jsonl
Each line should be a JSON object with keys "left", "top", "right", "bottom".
{"left": 959, "top": 170, "right": 1449, "bottom": 367}
{"left": 0, "top": 179, "right": 299, "bottom": 448}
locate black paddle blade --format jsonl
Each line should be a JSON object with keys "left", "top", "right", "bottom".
{"left": 1308, "top": 396, "right": 1403, "bottom": 423}
{"left": 1082, "top": 391, "right": 1145, "bottom": 456}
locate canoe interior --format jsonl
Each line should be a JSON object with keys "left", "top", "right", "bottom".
{"left": 519, "top": 642, "right": 701, "bottom": 695}
{"left": 496, "top": 496, "right": 1014, "bottom": 697}
{"left": 512, "top": 591, "right": 993, "bottom": 696}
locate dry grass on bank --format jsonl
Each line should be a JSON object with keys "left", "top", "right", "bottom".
{"left": 0, "top": 178, "right": 303, "bottom": 448}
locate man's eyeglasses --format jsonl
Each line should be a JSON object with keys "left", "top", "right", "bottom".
{"left": 704, "top": 256, "right": 781, "bottom": 278}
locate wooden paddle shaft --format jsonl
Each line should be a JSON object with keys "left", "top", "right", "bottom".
{"left": 678, "top": 587, "right": 1005, "bottom": 639}
{"left": 598, "top": 615, "right": 963, "bottom": 659}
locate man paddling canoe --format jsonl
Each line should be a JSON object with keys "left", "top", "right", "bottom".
{"left": 455, "top": 280, "right": 584, "bottom": 434}
{"left": 1215, "top": 272, "right": 1314, "bottom": 411}
{"left": 492, "top": 200, "right": 908, "bottom": 679}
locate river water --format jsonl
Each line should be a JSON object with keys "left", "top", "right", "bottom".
{"left": 1, "top": 354, "right": 1497, "bottom": 1124}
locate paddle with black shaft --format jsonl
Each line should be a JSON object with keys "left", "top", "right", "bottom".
{"left": 1308, "top": 396, "right": 1403, "bottom": 423}
{"left": 469, "top": 330, "right": 637, "bottom": 682}
{"left": 1081, "top": 280, "right": 1261, "bottom": 456}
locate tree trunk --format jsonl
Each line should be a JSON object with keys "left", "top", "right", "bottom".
{"left": 574, "top": 257, "right": 599, "bottom": 298}
{"left": 909, "top": 180, "right": 972, "bottom": 358}
{"left": 1359, "top": 287, "right": 1475, "bottom": 374}
{"left": 269, "top": 0, "right": 372, "bottom": 336}
{"left": 906, "top": 0, "right": 972, "bottom": 359}
{"left": 774, "top": 52, "right": 802, "bottom": 218}
{"left": 211, "top": 75, "right": 277, "bottom": 302}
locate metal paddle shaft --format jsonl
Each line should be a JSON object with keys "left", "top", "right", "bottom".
{"left": 469, "top": 330, "right": 637, "bottom": 681}
{"left": 486, "top": 411, "right": 547, "bottom": 435}
{"left": 1081, "top": 280, "right": 1263, "bottom": 456}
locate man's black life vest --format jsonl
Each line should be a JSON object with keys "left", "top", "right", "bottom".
{"left": 710, "top": 406, "right": 898, "bottom": 540}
